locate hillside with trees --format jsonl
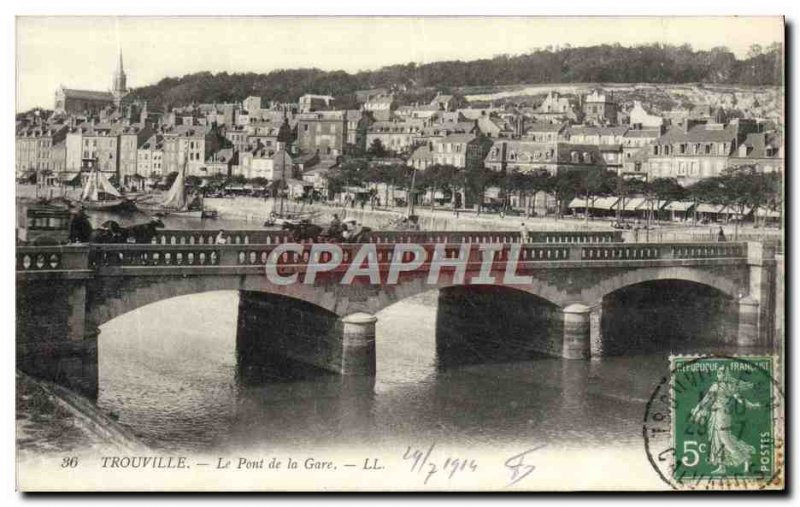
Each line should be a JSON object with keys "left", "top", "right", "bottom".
{"left": 127, "top": 43, "right": 782, "bottom": 111}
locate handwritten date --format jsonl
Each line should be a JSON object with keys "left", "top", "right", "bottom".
{"left": 402, "top": 443, "right": 478, "bottom": 485}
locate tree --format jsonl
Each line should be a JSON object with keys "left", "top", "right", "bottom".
{"left": 368, "top": 139, "right": 387, "bottom": 158}
{"left": 649, "top": 177, "right": 687, "bottom": 202}
{"left": 419, "top": 164, "right": 459, "bottom": 211}
{"left": 464, "top": 166, "right": 500, "bottom": 214}
{"left": 582, "top": 169, "right": 617, "bottom": 223}
{"left": 551, "top": 170, "right": 585, "bottom": 218}
{"left": 686, "top": 166, "right": 781, "bottom": 239}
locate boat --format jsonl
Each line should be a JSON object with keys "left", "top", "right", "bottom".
{"left": 136, "top": 155, "right": 217, "bottom": 219}
{"left": 78, "top": 169, "right": 136, "bottom": 212}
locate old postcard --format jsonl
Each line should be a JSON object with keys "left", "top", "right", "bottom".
{"left": 14, "top": 15, "right": 785, "bottom": 492}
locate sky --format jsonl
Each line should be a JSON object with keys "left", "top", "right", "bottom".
{"left": 15, "top": 16, "right": 784, "bottom": 112}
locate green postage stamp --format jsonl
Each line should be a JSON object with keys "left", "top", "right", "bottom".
{"left": 669, "top": 356, "right": 783, "bottom": 489}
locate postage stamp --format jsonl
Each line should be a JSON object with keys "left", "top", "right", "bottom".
{"left": 644, "top": 355, "right": 785, "bottom": 491}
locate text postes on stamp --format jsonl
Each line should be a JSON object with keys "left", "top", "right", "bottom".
{"left": 643, "top": 355, "right": 784, "bottom": 491}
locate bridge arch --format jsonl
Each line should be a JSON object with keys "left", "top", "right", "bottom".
{"left": 594, "top": 275, "right": 741, "bottom": 356}
{"left": 580, "top": 266, "right": 744, "bottom": 307}
{"left": 86, "top": 274, "right": 342, "bottom": 329}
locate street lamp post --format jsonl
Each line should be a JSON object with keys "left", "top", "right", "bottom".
{"left": 408, "top": 166, "right": 417, "bottom": 217}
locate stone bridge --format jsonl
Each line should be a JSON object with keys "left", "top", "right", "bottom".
{"left": 16, "top": 229, "right": 777, "bottom": 398}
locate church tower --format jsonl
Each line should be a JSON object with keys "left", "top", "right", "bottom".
{"left": 112, "top": 51, "right": 128, "bottom": 107}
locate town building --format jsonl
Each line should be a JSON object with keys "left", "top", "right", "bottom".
{"left": 204, "top": 148, "right": 236, "bottom": 176}
{"left": 298, "top": 94, "right": 335, "bottom": 113}
{"left": 237, "top": 147, "right": 293, "bottom": 181}
{"left": 243, "top": 96, "right": 264, "bottom": 114}
{"left": 628, "top": 101, "right": 664, "bottom": 129}
{"left": 531, "top": 92, "right": 578, "bottom": 123}
{"left": 430, "top": 93, "right": 457, "bottom": 111}
{"left": 345, "top": 110, "right": 371, "bottom": 152}
{"left": 522, "top": 122, "right": 567, "bottom": 143}
{"left": 117, "top": 123, "right": 153, "bottom": 187}
{"left": 15, "top": 123, "right": 68, "bottom": 178}
{"left": 621, "top": 127, "right": 663, "bottom": 173}
{"left": 161, "top": 124, "right": 225, "bottom": 177}
{"left": 136, "top": 134, "right": 164, "bottom": 179}
{"left": 582, "top": 90, "right": 617, "bottom": 125}
{"left": 432, "top": 133, "right": 493, "bottom": 169}
{"left": 54, "top": 51, "right": 128, "bottom": 114}
{"left": 64, "top": 121, "right": 123, "bottom": 178}
{"left": 355, "top": 88, "right": 389, "bottom": 103}
{"left": 224, "top": 125, "right": 250, "bottom": 153}
{"left": 362, "top": 95, "right": 396, "bottom": 115}
{"left": 295, "top": 111, "right": 347, "bottom": 159}
{"left": 566, "top": 125, "right": 628, "bottom": 145}
{"left": 395, "top": 104, "right": 441, "bottom": 121}
{"left": 643, "top": 119, "right": 761, "bottom": 185}
{"left": 729, "top": 132, "right": 784, "bottom": 173}
{"left": 484, "top": 140, "right": 557, "bottom": 174}
{"left": 365, "top": 119, "right": 424, "bottom": 154}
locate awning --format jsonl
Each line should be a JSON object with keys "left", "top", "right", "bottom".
{"left": 695, "top": 203, "right": 726, "bottom": 214}
{"left": 664, "top": 201, "right": 694, "bottom": 212}
{"left": 590, "top": 196, "right": 619, "bottom": 210}
{"left": 567, "top": 196, "right": 619, "bottom": 210}
{"left": 755, "top": 208, "right": 781, "bottom": 218}
{"left": 567, "top": 197, "right": 585, "bottom": 209}
{"left": 725, "top": 206, "right": 753, "bottom": 216}
{"left": 613, "top": 197, "right": 646, "bottom": 211}
{"left": 635, "top": 199, "right": 669, "bottom": 211}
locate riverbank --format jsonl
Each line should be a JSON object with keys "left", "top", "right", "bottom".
{"left": 16, "top": 371, "right": 147, "bottom": 457}
{"left": 16, "top": 184, "right": 782, "bottom": 242}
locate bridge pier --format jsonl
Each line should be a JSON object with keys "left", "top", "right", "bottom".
{"left": 562, "top": 304, "right": 591, "bottom": 359}
{"left": 16, "top": 279, "right": 98, "bottom": 399}
{"left": 589, "top": 306, "right": 604, "bottom": 357}
{"left": 737, "top": 296, "right": 760, "bottom": 347}
{"left": 340, "top": 313, "right": 377, "bottom": 376}
{"left": 236, "top": 292, "right": 377, "bottom": 382}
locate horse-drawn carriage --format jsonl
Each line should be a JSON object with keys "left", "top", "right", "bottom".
{"left": 274, "top": 217, "right": 372, "bottom": 243}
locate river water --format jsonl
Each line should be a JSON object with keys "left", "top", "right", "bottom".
{"left": 97, "top": 289, "right": 679, "bottom": 454}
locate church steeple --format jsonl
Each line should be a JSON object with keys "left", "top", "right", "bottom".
{"left": 112, "top": 50, "right": 128, "bottom": 108}
{"left": 113, "top": 51, "right": 127, "bottom": 96}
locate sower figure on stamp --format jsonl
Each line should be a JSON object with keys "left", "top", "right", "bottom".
{"left": 690, "top": 367, "right": 760, "bottom": 475}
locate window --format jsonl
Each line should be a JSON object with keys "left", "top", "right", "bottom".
{"left": 705, "top": 144, "right": 711, "bottom": 154}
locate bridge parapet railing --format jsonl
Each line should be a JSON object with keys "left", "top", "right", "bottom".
{"left": 151, "top": 229, "right": 294, "bottom": 246}
{"left": 16, "top": 245, "right": 90, "bottom": 271}
{"left": 152, "top": 229, "right": 623, "bottom": 246}
{"left": 91, "top": 244, "right": 224, "bottom": 268}
{"left": 365, "top": 230, "right": 623, "bottom": 244}
{"left": 61, "top": 240, "right": 749, "bottom": 271}
{"left": 575, "top": 242, "right": 748, "bottom": 262}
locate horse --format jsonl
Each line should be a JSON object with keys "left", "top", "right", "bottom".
{"left": 89, "top": 220, "right": 128, "bottom": 243}
{"left": 342, "top": 225, "right": 372, "bottom": 243}
{"left": 282, "top": 220, "right": 323, "bottom": 242}
{"left": 124, "top": 218, "right": 166, "bottom": 244}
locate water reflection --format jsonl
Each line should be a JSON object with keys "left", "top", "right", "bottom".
{"left": 97, "top": 289, "right": 757, "bottom": 453}
{"left": 85, "top": 209, "right": 268, "bottom": 231}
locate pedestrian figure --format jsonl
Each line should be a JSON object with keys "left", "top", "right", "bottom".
{"left": 216, "top": 229, "right": 227, "bottom": 245}
{"left": 68, "top": 206, "right": 93, "bottom": 243}
{"left": 519, "top": 222, "right": 529, "bottom": 244}
{"left": 717, "top": 226, "right": 726, "bottom": 242}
